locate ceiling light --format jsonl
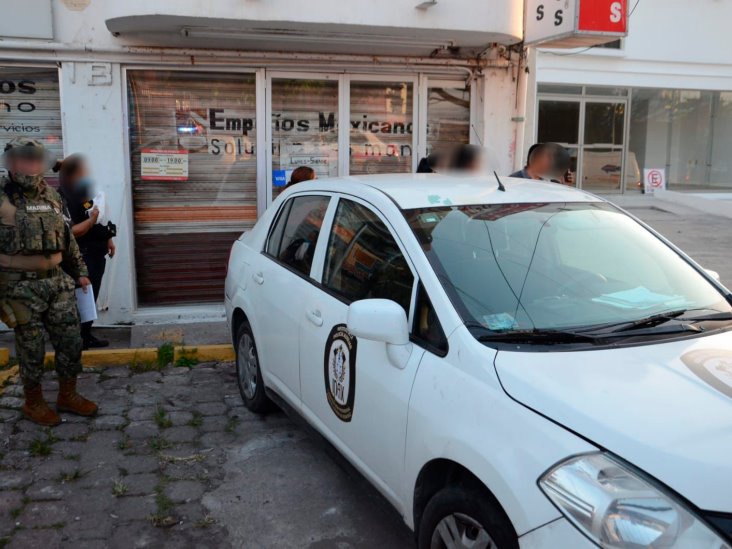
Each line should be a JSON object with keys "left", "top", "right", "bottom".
{"left": 415, "top": 0, "right": 438, "bottom": 9}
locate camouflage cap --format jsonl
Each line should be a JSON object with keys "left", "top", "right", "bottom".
{"left": 3, "top": 137, "right": 46, "bottom": 159}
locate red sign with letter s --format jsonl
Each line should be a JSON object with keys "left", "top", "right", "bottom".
{"left": 578, "top": 0, "right": 627, "bottom": 33}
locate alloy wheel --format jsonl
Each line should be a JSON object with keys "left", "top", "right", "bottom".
{"left": 237, "top": 333, "right": 258, "bottom": 400}
{"left": 430, "top": 512, "right": 496, "bottom": 549}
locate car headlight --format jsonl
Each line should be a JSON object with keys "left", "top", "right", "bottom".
{"left": 539, "top": 453, "right": 730, "bottom": 549}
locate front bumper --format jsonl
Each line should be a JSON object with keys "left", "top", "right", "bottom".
{"left": 520, "top": 518, "right": 596, "bottom": 549}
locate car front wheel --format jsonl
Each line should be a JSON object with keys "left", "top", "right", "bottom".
{"left": 235, "top": 320, "right": 273, "bottom": 413}
{"left": 418, "top": 486, "right": 518, "bottom": 549}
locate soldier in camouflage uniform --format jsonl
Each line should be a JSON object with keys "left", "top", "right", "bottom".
{"left": 0, "top": 137, "right": 98, "bottom": 426}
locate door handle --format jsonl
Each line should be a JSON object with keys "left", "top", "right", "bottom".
{"left": 306, "top": 308, "right": 323, "bottom": 327}
{"left": 252, "top": 272, "right": 264, "bottom": 285}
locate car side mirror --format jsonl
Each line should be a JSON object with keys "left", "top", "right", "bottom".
{"left": 705, "top": 268, "right": 721, "bottom": 282}
{"left": 347, "top": 299, "right": 412, "bottom": 369}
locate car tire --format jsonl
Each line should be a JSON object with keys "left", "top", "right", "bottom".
{"left": 235, "top": 320, "right": 273, "bottom": 413}
{"left": 418, "top": 485, "right": 518, "bottom": 549}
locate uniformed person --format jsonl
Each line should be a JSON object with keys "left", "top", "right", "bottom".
{"left": 55, "top": 154, "right": 116, "bottom": 349}
{"left": 0, "top": 137, "right": 98, "bottom": 426}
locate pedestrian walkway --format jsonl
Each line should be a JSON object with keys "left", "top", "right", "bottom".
{"left": 0, "top": 363, "right": 413, "bottom": 548}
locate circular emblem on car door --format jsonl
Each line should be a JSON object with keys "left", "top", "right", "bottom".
{"left": 323, "top": 324, "right": 357, "bottom": 422}
{"left": 681, "top": 349, "right": 732, "bottom": 399}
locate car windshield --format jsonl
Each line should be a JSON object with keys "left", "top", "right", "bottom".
{"left": 404, "top": 202, "right": 732, "bottom": 337}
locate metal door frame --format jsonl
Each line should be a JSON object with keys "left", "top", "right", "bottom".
{"left": 536, "top": 91, "right": 629, "bottom": 193}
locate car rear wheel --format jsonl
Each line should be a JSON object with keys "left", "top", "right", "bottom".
{"left": 418, "top": 486, "right": 518, "bottom": 549}
{"left": 235, "top": 320, "right": 273, "bottom": 413}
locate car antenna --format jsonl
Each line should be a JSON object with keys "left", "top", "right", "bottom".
{"left": 494, "top": 171, "right": 506, "bottom": 192}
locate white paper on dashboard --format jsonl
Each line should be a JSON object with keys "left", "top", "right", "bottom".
{"left": 75, "top": 287, "right": 98, "bottom": 324}
{"left": 86, "top": 192, "right": 106, "bottom": 225}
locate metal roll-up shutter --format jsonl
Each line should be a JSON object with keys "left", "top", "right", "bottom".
{"left": 127, "top": 70, "right": 257, "bottom": 306}
{"left": 349, "top": 81, "right": 413, "bottom": 176}
{"left": 0, "top": 67, "right": 63, "bottom": 185}
{"left": 427, "top": 86, "right": 471, "bottom": 154}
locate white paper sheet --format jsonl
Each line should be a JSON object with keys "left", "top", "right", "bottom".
{"left": 75, "top": 287, "right": 98, "bottom": 323}
{"left": 86, "top": 192, "right": 106, "bottom": 225}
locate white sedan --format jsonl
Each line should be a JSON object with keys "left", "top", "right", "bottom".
{"left": 225, "top": 174, "right": 732, "bottom": 549}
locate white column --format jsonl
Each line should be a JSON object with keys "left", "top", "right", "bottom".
{"left": 475, "top": 59, "right": 527, "bottom": 175}
{"left": 59, "top": 61, "right": 135, "bottom": 324}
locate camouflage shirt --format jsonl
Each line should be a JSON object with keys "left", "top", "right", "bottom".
{"left": 0, "top": 176, "right": 88, "bottom": 279}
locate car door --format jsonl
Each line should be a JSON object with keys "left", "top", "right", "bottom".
{"left": 249, "top": 193, "right": 331, "bottom": 404}
{"left": 298, "top": 196, "right": 426, "bottom": 504}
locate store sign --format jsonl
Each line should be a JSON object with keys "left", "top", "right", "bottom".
{"left": 141, "top": 149, "right": 189, "bottom": 181}
{"left": 0, "top": 69, "right": 63, "bottom": 180}
{"left": 525, "top": 0, "right": 628, "bottom": 47}
{"left": 643, "top": 168, "right": 666, "bottom": 194}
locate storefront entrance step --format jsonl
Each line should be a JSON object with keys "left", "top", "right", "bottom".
{"left": 130, "top": 321, "right": 230, "bottom": 348}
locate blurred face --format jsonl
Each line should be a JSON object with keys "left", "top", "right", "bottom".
{"left": 530, "top": 150, "right": 553, "bottom": 176}
{"left": 9, "top": 156, "right": 45, "bottom": 177}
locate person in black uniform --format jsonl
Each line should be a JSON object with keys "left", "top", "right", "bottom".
{"left": 55, "top": 155, "right": 116, "bottom": 349}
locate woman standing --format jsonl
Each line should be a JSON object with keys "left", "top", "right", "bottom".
{"left": 55, "top": 155, "right": 116, "bottom": 349}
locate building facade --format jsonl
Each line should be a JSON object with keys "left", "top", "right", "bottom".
{"left": 529, "top": 0, "right": 732, "bottom": 197}
{"left": 0, "top": 0, "right": 528, "bottom": 324}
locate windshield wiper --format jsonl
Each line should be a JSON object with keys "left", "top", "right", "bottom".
{"left": 681, "top": 311, "right": 732, "bottom": 322}
{"left": 477, "top": 329, "right": 600, "bottom": 345}
{"left": 589, "top": 308, "right": 732, "bottom": 335}
{"left": 603, "top": 309, "right": 689, "bottom": 333}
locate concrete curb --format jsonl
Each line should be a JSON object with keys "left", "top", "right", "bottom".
{"left": 0, "top": 344, "right": 235, "bottom": 396}
{"left": 0, "top": 344, "right": 235, "bottom": 369}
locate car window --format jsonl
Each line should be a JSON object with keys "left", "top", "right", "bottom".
{"left": 265, "top": 199, "right": 292, "bottom": 256}
{"left": 323, "top": 199, "right": 414, "bottom": 313}
{"left": 266, "top": 195, "right": 330, "bottom": 277}
{"left": 405, "top": 202, "right": 732, "bottom": 333}
{"left": 413, "top": 282, "right": 448, "bottom": 355}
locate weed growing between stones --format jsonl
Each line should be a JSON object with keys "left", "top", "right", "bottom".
{"left": 225, "top": 416, "right": 239, "bottom": 434}
{"left": 148, "top": 480, "right": 176, "bottom": 527}
{"left": 59, "top": 468, "right": 83, "bottom": 482}
{"left": 149, "top": 436, "right": 173, "bottom": 452}
{"left": 116, "top": 436, "right": 131, "bottom": 451}
{"left": 157, "top": 343, "right": 175, "bottom": 369}
{"left": 187, "top": 412, "right": 203, "bottom": 428}
{"left": 112, "top": 478, "right": 128, "bottom": 497}
{"left": 29, "top": 429, "right": 58, "bottom": 457}
{"left": 194, "top": 515, "right": 216, "bottom": 529}
{"left": 153, "top": 407, "right": 172, "bottom": 429}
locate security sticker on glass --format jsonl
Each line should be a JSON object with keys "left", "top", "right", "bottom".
{"left": 323, "top": 324, "right": 357, "bottom": 422}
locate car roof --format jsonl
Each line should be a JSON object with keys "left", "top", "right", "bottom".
{"left": 292, "top": 174, "right": 602, "bottom": 210}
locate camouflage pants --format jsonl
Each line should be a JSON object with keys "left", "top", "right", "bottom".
{"left": 7, "top": 273, "right": 82, "bottom": 385}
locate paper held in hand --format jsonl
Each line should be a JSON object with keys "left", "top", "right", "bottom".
{"left": 75, "top": 287, "right": 97, "bottom": 324}
{"left": 86, "top": 192, "right": 106, "bottom": 225}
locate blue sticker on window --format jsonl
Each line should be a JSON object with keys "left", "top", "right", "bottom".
{"left": 273, "top": 170, "right": 288, "bottom": 187}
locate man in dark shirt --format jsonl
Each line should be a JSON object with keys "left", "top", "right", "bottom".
{"left": 55, "top": 156, "right": 116, "bottom": 349}
{"left": 510, "top": 143, "right": 553, "bottom": 180}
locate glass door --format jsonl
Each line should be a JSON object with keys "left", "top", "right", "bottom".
{"left": 537, "top": 94, "right": 629, "bottom": 192}
{"left": 581, "top": 100, "right": 627, "bottom": 193}
{"left": 267, "top": 74, "right": 340, "bottom": 200}
{"left": 537, "top": 98, "right": 580, "bottom": 186}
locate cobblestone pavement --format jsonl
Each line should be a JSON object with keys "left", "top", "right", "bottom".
{"left": 0, "top": 363, "right": 413, "bottom": 548}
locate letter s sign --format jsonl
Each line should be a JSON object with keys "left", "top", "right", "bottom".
{"left": 578, "top": 0, "right": 627, "bottom": 34}
{"left": 610, "top": 1, "right": 623, "bottom": 23}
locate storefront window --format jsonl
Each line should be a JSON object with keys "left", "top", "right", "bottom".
{"left": 271, "top": 79, "right": 338, "bottom": 194}
{"left": 127, "top": 71, "right": 257, "bottom": 306}
{"left": 349, "top": 81, "right": 413, "bottom": 175}
{"left": 0, "top": 67, "right": 62, "bottom": 184}
{"left": 628, "top": 88, "right": 731, "bottom": 191}
{"left": 426, "top": 86, "right": 470, "bottom": 155}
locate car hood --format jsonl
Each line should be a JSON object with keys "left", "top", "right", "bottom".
{"left": 494, "top": 331, "right": 732, "bottom": 512}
